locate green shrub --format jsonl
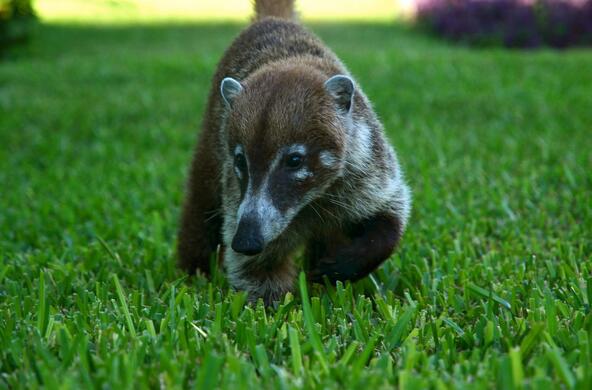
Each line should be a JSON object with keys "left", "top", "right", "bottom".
{"left": 0, "top": 0, "right": 36, "bottom": 54}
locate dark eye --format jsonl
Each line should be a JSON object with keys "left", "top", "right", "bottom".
{"left": 285, "top": 153, "right": 304, "bottom": 169}
{"left": 234, "top": 153, "right": 247, "bottom": 172}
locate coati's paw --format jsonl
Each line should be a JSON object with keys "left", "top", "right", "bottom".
{"left": 177, "top": 245, "right": 217, "bottom": 276}
{"left": 242, "top": 284, "right": 291, "bottom": 307}
{"left": 178, "top": 256, "right": 209, "bottom": 276}
{"left": 307, "top": 260, "right": 335, "bottom": 284}
{"left": 307, "top": 252, "right": 361, "bottom": 284}
{"left": 246, "top": 291, "right": 283, "bottom": 307}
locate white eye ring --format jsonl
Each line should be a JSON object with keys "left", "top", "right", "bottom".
{"left": 233, "top": 145, "right": 247, "bottom": 180}
{"left": 292, "top": 169, "right": 313, "bottom": 181}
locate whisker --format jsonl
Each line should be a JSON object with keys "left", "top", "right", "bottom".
{"left": 204, "top": 209, "right": 222, "bottom": 222}
{"left": 312, "top": 202, "right": 339, "bottom": 221}
{"left": 325, "top": 198, "right": 358, "bottom": 215}
{"left": 309, "top": 203, "right": 325, "bottom": 224}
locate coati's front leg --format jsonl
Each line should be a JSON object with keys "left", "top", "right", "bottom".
{"left": 177, "top": 132, "right": 222, "bottom": 275}
{"left": 307, "top": 213, "right": 402, "bottom": 283}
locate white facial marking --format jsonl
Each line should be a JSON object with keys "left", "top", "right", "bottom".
{"left": 287, "top": 144, "right": 306, "bottom": 155}
{"left": 356, "top": 123, "right": 372, "bottom": 155}
{"left": 234, "top": 166, "right": 242, "bottom": 180}
{"left": 319, "top": 150, "right": 337, "bottom": 168}
{"left": 347, "top": 122, "right": 372, "bottom": 170}
{"left": 293, "top": 169, "right": 312, "bottom": 181}
{"left": 236, "top": 186, "right": 284, "bottom": 244}
{"left": 328, "top": 118, "right": 411, "bottom": 228}
{"left": 254, "top": 190, "right": 283, "bottom": 242}
{"left": 233, "top": 143, "right": 314, "bottom": 248}
{"left": 234, "top": 145, "right": 245, "bottom": 179}
{"left": 287, "top": 144, "right": 311, "bottom": 180}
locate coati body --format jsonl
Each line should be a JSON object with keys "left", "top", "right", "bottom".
{"left": 178, "top": 0, "right": 411, "bottom": 304}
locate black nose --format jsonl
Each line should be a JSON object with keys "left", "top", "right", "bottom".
{"left": 231, "top": 218, "right": 264, "bottom": 256}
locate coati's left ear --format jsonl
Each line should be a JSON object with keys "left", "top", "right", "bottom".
{"left": 324, "top": 75, "right": 355, "bottom": 113}
{"left": 220, "top": 77, "right": 244, "bottom": 107}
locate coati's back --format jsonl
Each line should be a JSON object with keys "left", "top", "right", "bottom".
{"left": 214, "top": 0, "right": 342, "bottom": 83}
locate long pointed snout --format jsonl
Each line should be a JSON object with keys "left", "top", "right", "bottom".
{"left": 231, "top": 216, "right": 264, "bottom": 256}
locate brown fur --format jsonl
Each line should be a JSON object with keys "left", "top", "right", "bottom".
{"left": 254, "top": 0, "right": 296, "bottom": 20}
{"left": 177, "top": 0, "right": 411, "bottom": 303}
{"left": 178, "top": 11, "right": 346, "bottom": 274}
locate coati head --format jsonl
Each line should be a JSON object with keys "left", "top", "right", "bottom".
{"left": 220, "top": 66, "right": 355, "bottom": 256}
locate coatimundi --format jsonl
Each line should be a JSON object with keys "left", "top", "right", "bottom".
{"left": 178, "top": 0, "right": 411, "bottom": 304}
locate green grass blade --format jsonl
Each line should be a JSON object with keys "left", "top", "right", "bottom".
{"left": 386, "top": 304, "right": 416, "bottom": 350}
{"left": 467, "top": 283, "right": 512, "bottom": 311}
{"left": 442, "top": 318, "right": 465, "bottom": 337}
{"left": 37, "top": 270, "right": 49, "bottom": 337}
{"left": 545, "top": 344, "right": 575, "bottom": 388}
{"left": 298, "top": 272, "right": 328, "bottom": 373}
{"left": 97, "top": 236, "right": 122, "bottom": 265}
{"left": 520, "top": 323, "right": 545, "bottom": 360}
{"left": 352, "top": 334, "right": 378, "bottom": 373}
{"left": 288, "top": 326, "right": 303, "bottom": 375}
{"left": 338, "top": 341, "right": 360, "bottom": 367}
{"left": 112, "top": 274, "right": 136, "bottom": 339}
{"left": 195, "top": 353, "right": 224, "bottom": 389}
{"left": 509, "top": 347, "right": 524, "bottom": 389}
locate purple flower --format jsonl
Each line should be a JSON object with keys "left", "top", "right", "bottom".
{"left": 416, "top": 0, "right": 592, "bottom": 48}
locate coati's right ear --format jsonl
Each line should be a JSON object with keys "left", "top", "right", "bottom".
{"left": 220, "top": 77, "right": 244, "bottom": 107}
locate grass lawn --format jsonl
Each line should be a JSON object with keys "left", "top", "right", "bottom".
{"left": 1, "top": 18, "right": 591, "bottom": 388}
